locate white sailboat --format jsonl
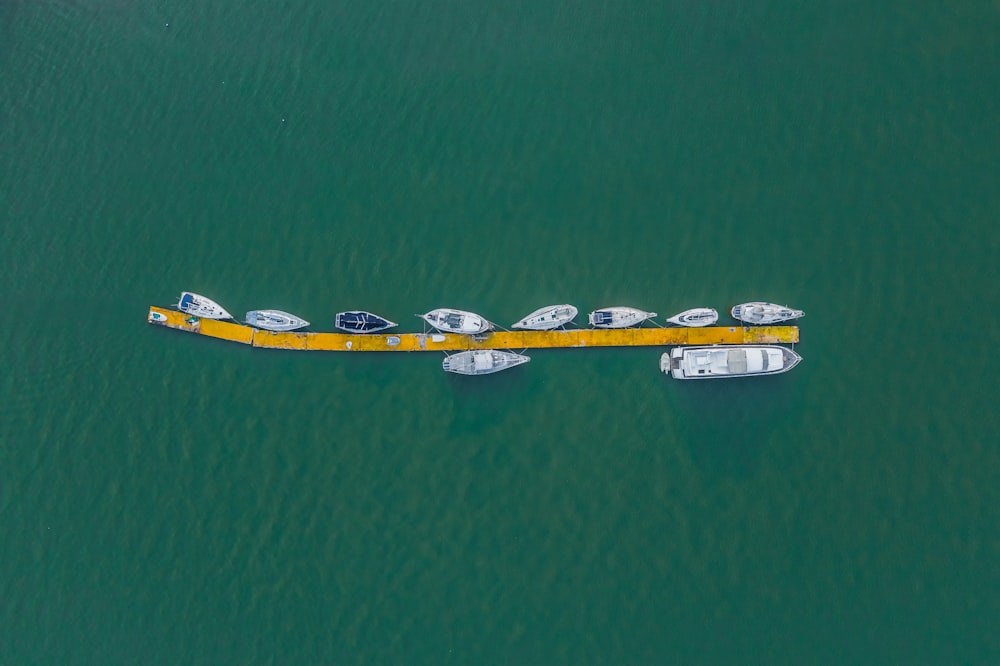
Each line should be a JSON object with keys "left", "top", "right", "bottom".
{"left": 731, "top": 302, "right": 804, "bottom": 324}
{"left": 177, "top": 292, "right": 232, "bottom": 320}
{"left": 665, "top": 308, "right": 718, "bottom": 327}
{"left": 511, "top": 304, "right": 578, "bottom": 330}
{"left": 419, "top": 309, "right": 492, "bottom": 334}
{"left": 588, "top": 307, "right": 656, "bottom": 329}
{"left": 245, "top": 310, "right": 310, "bottom": 331}
{"left": 442, "top": 350, "right": 530, "bottom": 375}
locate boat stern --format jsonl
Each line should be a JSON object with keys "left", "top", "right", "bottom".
{"left": 659, "top": 352, "right": 671, "bottom": 374}
{"left": 661, "top": 348, "right": 685, "bottom": 378}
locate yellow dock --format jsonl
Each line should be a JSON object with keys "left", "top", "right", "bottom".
{"left": 148, "top": 306, "right": 798, "bottom": 351}
{"left": 148, "top": 307, "right": 255, "bottom": 344}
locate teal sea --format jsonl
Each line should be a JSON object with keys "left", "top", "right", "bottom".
{"left": 2, "top": 1, "right": 999, "bottom": 663}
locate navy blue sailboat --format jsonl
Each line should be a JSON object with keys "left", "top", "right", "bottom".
{"left": 334, "top": 311, "right": 398, "bottom": 334}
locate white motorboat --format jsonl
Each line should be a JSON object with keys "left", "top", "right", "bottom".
{"left": 661, "top": 345, "right": 802, "bottom": 379}
{"left": 419, "top": 309, "right": 492, "bottom": 334}
{"left": 442, "top": 350, "right": 530, "bottom": 375}
{"left": 177, "top": 292, "right": 232, "bottom": 320}
{"left": 511, "top": 304, "right": 578, "bottom": 330}
{"left": 335, "top": 311, "right": 397, "bottom": 334}
{"left": 666, "top": 308, "right": 718, "bottom": 327}
{"left": 588, "top": 307, "right": 657, "bottom": 329}
{"left": 731, "top": 302, "right": 804, "bottom": 324}
{"left": 245, "top": 310, "right": 309, "bottom": 331}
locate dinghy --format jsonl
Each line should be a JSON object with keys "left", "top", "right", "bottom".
{"left": 442, "top": 350, "right": 530, "bottom": 375}
{"left": 511, "top": 304, "right": 578, "bottom": 330}
{"left": 177, "top": 292, "right": 232, "bottom": 320}
{"left": 245, "top": 310, "right": 309, "bottom": 332}
{"left": 731, "top": 302, "right": 804, "bottom": 324}
{"left": 588, "top": 307, "right": 656, "bottom": 329}
{"left": 666, "top": 308, "right": 718, "bottom": 327}
{"left": 419, "top": 309, "right": 492, "bottom": 334}
{"left": 662, "top": 345, "right": 802, "bottom": 379}
{"left": 335, "top": 311, "right": 397, "bottom": 334}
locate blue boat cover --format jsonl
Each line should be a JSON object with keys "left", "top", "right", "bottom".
{"left": 338, "top": 312, "right": 388, "bottom": 331}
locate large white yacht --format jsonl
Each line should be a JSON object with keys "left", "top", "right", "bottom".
{"left": 662, "top": 345, "right": 802, "bottom": 379}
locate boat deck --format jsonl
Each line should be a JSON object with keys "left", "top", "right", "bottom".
{"left": 148, "top": 306, "right": 799, "bottom": 351}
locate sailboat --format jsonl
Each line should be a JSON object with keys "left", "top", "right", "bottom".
{"left": 177, "top": 292, "right": 232, "bottom": 320}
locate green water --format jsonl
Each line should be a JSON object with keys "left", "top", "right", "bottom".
{"left": 2, "top": 1, "right": 998, "bottom": 663}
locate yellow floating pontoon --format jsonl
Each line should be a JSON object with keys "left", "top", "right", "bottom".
{"left": 147, "top": 306, "right": 798, "bottom": 352}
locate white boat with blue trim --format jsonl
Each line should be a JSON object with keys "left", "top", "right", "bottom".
{"left": 666, "top": 308, "right": 718, "bottom": 327}
{"left": 177, "top": 292, "right": 232, "bottom": 320}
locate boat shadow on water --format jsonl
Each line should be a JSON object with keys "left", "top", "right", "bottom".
{"left": 659, "top": 363, "right": 802, "bottom": 479}
{"left": 443, "top": 360, "right": 538, "bottom": 437}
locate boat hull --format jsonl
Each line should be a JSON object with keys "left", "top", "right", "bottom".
{"left": 512, "top": 304, "right": 578, "bottom": 330}
{"left": 421, "top": 309, "right": 492, "bottom": 334}
{"left": 666, "top": 308, "right": 719, "bottom": 327}
{"left": 442, "top": 350, "right": 530, "bottom": 375}
{"left": 662, "top": 345, "right": 802, "bottom": 379}
{"left": 588, "top": 307, "right": 657, "bottom": 329}
{"left": 335, "top": 311, "right": 398, "bottom": 334}
{"left": 178, "top": 292, "right": 232, "bottom": 320}
{"left": 731, "top": 302, "right": 804, "bottom": 324}
{"left": 245, "top": 310, "right": 309, "bottom": 332}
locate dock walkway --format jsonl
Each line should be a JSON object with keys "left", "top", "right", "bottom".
{"left": 148, "top": 306, "right": 799, "bottom": 351}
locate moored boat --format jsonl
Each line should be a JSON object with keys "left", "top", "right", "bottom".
{"left": 511, "top": 304, "right": 578, "bottom": 330}
{"left": 335, "top": 311, "right": 397, "bottom": 334}
{"left": 661, "top": 345, "right": 802, "bottom": 379}
{"left": 419, "top": 309, "right": 492, "bottom": 334}
{"left": 245, "top": 310, "right": 309, "bottom": 332}
{"left": 177, "top": 292, "right": 232, "bottom": 320}
{"left": 666, "top": 308, "right": 718, "bottom": 327}
{"left": 442, "top": 350, "right": 530, "bottom": 375}
{"left": 588, "top": 306, "right": 657, "bottom": 329}
{"left": 731, "top": 302, "right": 804, "bottom": 324}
